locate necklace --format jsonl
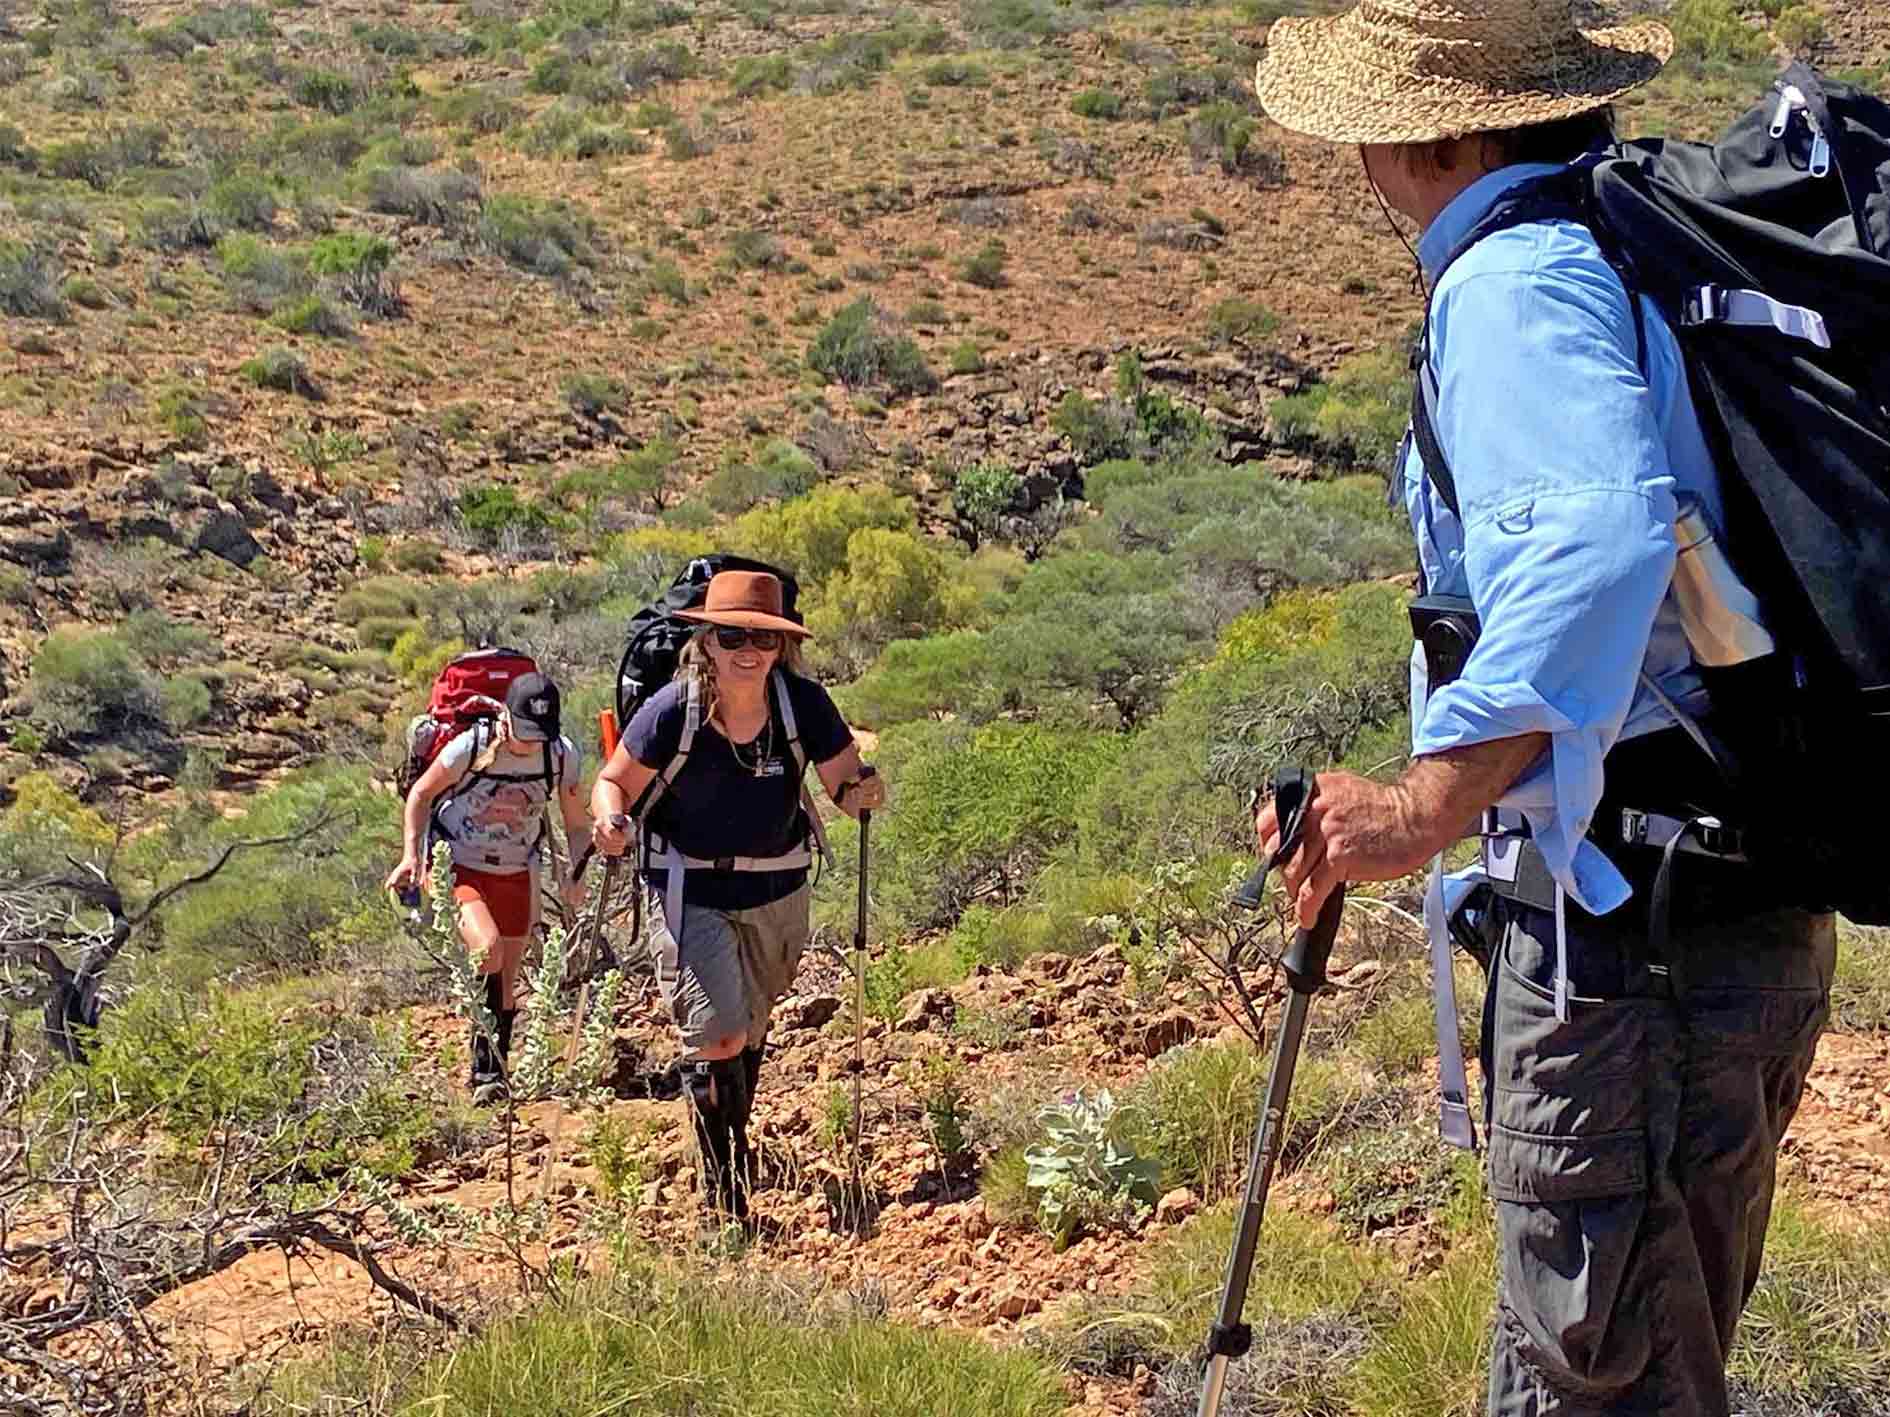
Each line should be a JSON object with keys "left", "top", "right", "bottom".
{"left": 724, "top": 711, "right": 774, "bottom": 779}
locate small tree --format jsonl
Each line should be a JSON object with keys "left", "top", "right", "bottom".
{"left": 950, "top": 462, "right": 1023, "bottom": 550}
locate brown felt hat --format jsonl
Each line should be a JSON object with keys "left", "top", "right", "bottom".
{"left": 1255, "top": 0, "right": 1673, "bottom": 147}
{"left": 676, "top": 570, "right": 810, "bottom": 639}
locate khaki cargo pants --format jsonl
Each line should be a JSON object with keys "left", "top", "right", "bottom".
{"left": 1479, "top": 895, "right": 1834, "bottom": 1417}
{"left": 646, "top": 885, "right": 811, "bottom": 1052}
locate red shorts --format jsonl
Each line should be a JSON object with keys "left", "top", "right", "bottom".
{"left": 451, "top": 866, "right": 537, "bottom": 938}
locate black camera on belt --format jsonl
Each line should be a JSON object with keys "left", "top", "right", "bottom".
{"left": 1410, "top": 593, "right": 1481, "bottom": 689}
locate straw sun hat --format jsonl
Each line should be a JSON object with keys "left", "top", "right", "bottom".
{"left": 1255, "top": 0, "right": 1674, "bottom": 147}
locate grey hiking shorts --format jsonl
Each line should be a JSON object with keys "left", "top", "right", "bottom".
{"left": 1479, "top": 894, "right": 1834, "bottom": 1417}
{"left": 646, "top": 885, "right": 811, "bottom": 1052}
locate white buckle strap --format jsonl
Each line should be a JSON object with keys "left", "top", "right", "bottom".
{"left": 1424, "top": 857, "right": 1479, "bottom": 1152}
{"left": 1682, "top": 284, "right": 1831, "bottom": 350}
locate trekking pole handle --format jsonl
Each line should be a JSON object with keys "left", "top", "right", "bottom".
{"left": 836, "top": 763, "right": 878, "bottom": 809}
{"left": 573, "top": 813, "right": 632, "bottom": 880}
{"left": 1231, "top": 765, "right": 1317, "bottom": 910}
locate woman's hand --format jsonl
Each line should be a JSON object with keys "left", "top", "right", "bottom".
{"left": 594, "top": 811, "right": 631, "bottom": 857}
{"left": 837, "top": 770, "right": 886, "bottom": 818}
{"left": 384, "top": 855, "right": 420, "bottom": 892}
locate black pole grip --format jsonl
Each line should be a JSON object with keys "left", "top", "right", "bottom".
{"left": 1231, "top": 764, "right": 1315, "bottom": 910}
{"left": 1282, "top": 882, "right": 1345, "bottom": 994}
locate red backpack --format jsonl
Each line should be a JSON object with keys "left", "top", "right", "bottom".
{"left": 398, "top": 647, "right": 540, "bottom": 795}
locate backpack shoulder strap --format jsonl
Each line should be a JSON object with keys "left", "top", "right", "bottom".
{"left": 772, "top": 669, "right": 806, "bottom": 776}
{"left": 1409, "top": 164, "right": 1648, "bottom": 528}
{"left": 773, "top": 669, "right": 833, "bottom": 866}
{"left": 632, "top": 673, "right": 701, "bottom": 823}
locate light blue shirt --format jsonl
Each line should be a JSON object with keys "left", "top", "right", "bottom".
{"left": 1404, "top": 162, "right": 1724, "bottom": 915}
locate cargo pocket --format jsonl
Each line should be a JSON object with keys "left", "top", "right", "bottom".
{"left": 1487, "top": 923, "right": 1655, "bottom": 1399}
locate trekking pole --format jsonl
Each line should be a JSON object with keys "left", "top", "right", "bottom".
{"left": 844, "top": 767, "right": 877, "bottom": 1212}
{"left": 1197, "top": 765, "right": 1346, "bottom": 1417}
{"left": 539, "top": 712, "right": 624, "bottom": 1205}
{"left": 568, "top": 708, "right": 624, "bottom": 1036}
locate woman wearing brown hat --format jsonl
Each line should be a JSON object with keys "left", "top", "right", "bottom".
{"left": 591, "top": 570, "right": 886, "bottom": 1222}
{"left": 1253, "top": 5, "right": 1833, "bottom": 1415}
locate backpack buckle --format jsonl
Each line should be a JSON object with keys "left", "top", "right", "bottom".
{"left": 1682, "top": 284, "right": 1728, "bottom": 328}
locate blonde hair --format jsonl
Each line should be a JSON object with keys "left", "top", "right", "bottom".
{"left": 676, "top": 625, "right": 804, "bottom": 727}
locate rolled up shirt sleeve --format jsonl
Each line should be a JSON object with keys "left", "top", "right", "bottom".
{"left": 1411, "top": 256, "right": 1680, "bottom": 914}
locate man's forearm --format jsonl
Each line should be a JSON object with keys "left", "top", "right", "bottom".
{"left": 1394, "top": 731, "right": 1550, "bottom": 860}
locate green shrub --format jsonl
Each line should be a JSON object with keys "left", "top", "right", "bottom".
{"left": 872, "top": 719, "right": 1126, "bottom": 926}
{"left": 1831, "top": 924, "right": 1890, "bottom": 1033}
{"left": 270, "top": 293, "right": 352, "bottom": 337}
{"left": 1270, "top": 342, "right": 1411, "bottom": 471}
{"left": 1189, "top": 100, "right": 1259, "bottom": 175}
{"left": 293, "top": 67, "right": 359, "bottom": 113}
{"left": 361, "top": 164, "right": 482, "bottom": 228}
{"left": 1122, "top": 1039, "right": 1267, "bottom": 1201}
{"left": 205, "top": 171, "right": 278, "bottom": 230}
{"left": 1668, "top": 0, "right": 1770, "bottom": 66}
{"left": 729, "top": 484, "right": 913, "bottom": 583}
{"left": 704, "top": 438, "right": 820, "bottom": 514}
{"left": 479, "top": 194, "right": 599, "bottom": 274}
{"left": 157, "top": 383, "right": 210, "bottom": 449}
{"left": 1023, "top": 1089, "right": 1160, "bottom": 1249}
{"left": 456, "top": 484, "right": 555, "bottom": 544}
{"left": 840, "top": 630, "right": 990, "bottom": 727}
{"left": 239, "top": 346, "right": 320, "bottom": 398}
{"left": 727, "top": 228, "right": 787, "bottom": 271}
{"left": 952, "top": 462, "right": 1023, "bottom": 546}
{"left": 1070, "top": 87, "right": 1124, "bottom": 120}
{"left": 809, "top": 527, "right": 973, "bottom": 672}
{"left": 958, "top": 238, "right": 1008, "bottom": 289}
{"left": 0, "top": 242, "right": 67, "bottom": 320}
{"left": 0, "top": 772, "right": 115, "bottom": 873}
{"left": 144, "top": 764, "right": 398, "bottom": 975}
{"left": 217, "top": 232, "right": 311, "bottom": 313}
{"left": 1077, "top": 580, "right": 1410, "bottom": 868}
{"left": 1207, "top": 296, "right": 1279, "bottom": 344}
{"left": 949, "top": 341, "right": 985, "bottom": 374}
{"left": 1117, "top": 1203, "right": 1386, "bottom": 1356}
{"left": 1343, "top": 1235, "right": 1494, "bottom": 1417}
{"left": 60, "top": 274, "right": 108, "bottom": 309}
{"left": 391, "top": 539, "right": 446, "bottom": 575}
{"left": 1773, "top": 4, "right": 1825, "bottom": 52}
{"left": 86, "top": 987, "right": 320, "bottom": 1137}
{"left": 27, "top": 626, "right": 160, "bottom": 738}
{"left": 561, "top": 370, "right": 628, "bottom": 416}
{"left": 308, "top": 231, "right": 397, "bottom": 314}
{"left": 924, "top": 58, "right": 987, "bottom": 87}
{"left": 807, "top": 297, "right": 938, "bottom": 396}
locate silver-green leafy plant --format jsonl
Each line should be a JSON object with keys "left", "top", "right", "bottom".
{"left": 1024, "top": 1088, "right": 1160, "bottom": 1251}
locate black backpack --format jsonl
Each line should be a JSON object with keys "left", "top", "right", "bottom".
{"left": 614, "top": 554, "right": 803, "bottom": 726}
{"left": 1411, "top": 64, "right": 1890, "bottom": 922}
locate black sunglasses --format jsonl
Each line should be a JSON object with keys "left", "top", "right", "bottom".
{"left": 712, "top": 626, "right": 783, "bottom": 651}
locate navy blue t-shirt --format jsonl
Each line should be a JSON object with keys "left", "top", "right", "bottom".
{"left": 627, "top": 671, "right": 852, "bottom": 909}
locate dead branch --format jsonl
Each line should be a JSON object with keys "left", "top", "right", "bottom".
{"left": 0, "top": 807, "right": 342, "bottom": 1060}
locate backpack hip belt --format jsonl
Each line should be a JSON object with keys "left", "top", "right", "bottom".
{"left": 645, "top": 832, "right": 815, "bottom": 941}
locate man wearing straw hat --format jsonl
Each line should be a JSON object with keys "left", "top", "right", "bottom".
{"left": 1251, "top": 4, "right": 1834, "bottom": 1414}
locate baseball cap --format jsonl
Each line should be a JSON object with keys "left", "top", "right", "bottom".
{"left": 505, "top": 672, "right": 561, "bottom": 743}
